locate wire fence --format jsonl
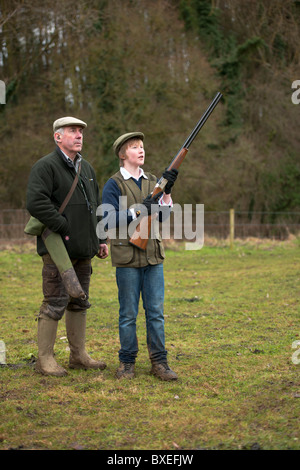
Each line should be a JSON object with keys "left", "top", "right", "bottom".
{"left": 1, "top": 209, "right": 300, "bottom": 243}
{"left": 204, "top": 209, "right": 300, "bottom": 239}
{"left": 0, "top": 210, "right": 31, "bottom": 241}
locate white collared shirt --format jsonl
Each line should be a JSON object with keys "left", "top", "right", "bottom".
{"left": 120, "top": 166, "right": 148, "bottom": 181}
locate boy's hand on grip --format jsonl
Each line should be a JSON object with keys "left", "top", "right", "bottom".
{"left": 142, "top": 191, "right": 163, "bottom": 215}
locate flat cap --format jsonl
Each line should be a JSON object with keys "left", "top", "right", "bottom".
{"left": 53, "top": 116, "right": 87, "bottom": 132}
{"left": 113, "top": 132, "right": 144, "bottom": 156}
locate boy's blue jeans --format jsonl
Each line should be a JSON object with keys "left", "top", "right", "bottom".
{"left": 116, "top": 264, "right": 167, "bottom": 364}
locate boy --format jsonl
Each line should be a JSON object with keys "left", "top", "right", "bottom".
{"left": 101, "top": 132, "right": 178, "bottom": 380}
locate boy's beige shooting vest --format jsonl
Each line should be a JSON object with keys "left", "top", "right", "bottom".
{"left": 109, "top": 170, "right": 165, "bottom": 268}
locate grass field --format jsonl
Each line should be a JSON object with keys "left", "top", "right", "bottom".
{"left": 0, "top": 237, "right": 299, "bottom": 450}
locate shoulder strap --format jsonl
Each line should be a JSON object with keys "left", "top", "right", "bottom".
{"left": 58, "top": 162, "right": 81, "bottom": 214}
{"left": 41, "top": 163, "right": 81, "bottom": 242}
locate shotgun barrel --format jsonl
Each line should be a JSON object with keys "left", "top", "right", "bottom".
{"left": 129, "top": 92, "right": 223, "bottom": 249}
{"left": 181, "top": 92, "right": 223, "bottom": 150}
{"left": 159, "top": 91, "right": 223, "bottom": 177}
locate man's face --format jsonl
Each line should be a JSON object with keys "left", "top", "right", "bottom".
{"left": 56, "top": 126, "right": 84, "bottom": 158}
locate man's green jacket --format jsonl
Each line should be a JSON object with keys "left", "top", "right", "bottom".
{"left": 26, "top": 147, "right": 101, "bottom": 259}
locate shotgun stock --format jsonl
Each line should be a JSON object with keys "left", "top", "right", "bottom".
{"left": 129, "top": 92, "right": 223, "bottom": 250}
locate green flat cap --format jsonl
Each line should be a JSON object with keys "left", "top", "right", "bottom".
{"left": 53, "top": 116, "right": 87, "bottom": 132}
{"left": 113, "top": 132, "right": 144, "bottom": 156}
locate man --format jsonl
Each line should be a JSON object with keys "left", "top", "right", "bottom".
{"left": 26, "top": 116, "right": 108, "bottom": 376}
{"left": 101, "top": 132, "right": 178, "bottom": 381}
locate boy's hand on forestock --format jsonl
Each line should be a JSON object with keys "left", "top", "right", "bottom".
{"left": 162, "top": 168, "right": 178, "bottom": 194}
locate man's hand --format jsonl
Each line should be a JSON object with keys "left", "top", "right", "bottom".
{"left": 97, "top": 243, "right": 109, "bottom": 259}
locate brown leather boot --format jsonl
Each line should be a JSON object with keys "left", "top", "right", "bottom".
{"left": 35, "top": 314, "right": 67, "bottom": 377}
{"left": 150, "top": 362, "right": 178, "bottom": 381}
{"left": 65, "top": 310, "right": 107, "bottom": 370}
{"left": 115, "top": 362, "right": 135, "bottom": 379}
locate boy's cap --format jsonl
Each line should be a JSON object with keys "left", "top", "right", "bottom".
{"left": 113, "top": 132, "right": 144, "bottom": 156}
{"left": 53, "top": 116, "right": 87, "bottom": 132}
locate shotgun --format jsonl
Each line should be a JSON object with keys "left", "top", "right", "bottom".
{"left": 129, "top": 92, "right": 223, "bottom": 250}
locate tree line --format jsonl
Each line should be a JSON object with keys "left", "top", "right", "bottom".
{"left": 0, "top": 0, "right": 299, "bottom": 220}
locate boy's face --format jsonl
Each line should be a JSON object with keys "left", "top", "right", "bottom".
{"left": 123, "top": 139, "right": 145, "bottom": 167}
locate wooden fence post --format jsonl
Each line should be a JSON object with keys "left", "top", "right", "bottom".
{"left": 230, "top": 208, "right": 235, "bottom": 249}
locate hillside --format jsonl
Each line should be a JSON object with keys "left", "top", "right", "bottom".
{"left": 0, "top": 0, "right": 299, "bottom": 217}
